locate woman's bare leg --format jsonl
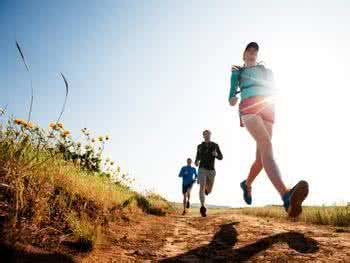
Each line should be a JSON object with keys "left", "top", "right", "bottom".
{"left": 246, "top": 147, "right": 262, "bottom": 188}
{"left": 242, "top": 114, "right": 288, "bottom": 197}
{"left": 246, "top": 122, "right": 272, "bottom": 187}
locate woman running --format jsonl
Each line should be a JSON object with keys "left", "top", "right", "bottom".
{"left": 228, "top": 42, "right": 308, "bottom": 217}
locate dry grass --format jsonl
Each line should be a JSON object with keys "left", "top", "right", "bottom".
{"left": 0, "top": 119, "right": 173, "bottom": 251}
{"left": 237, "top": 205, "right": 350, "bottom": 227}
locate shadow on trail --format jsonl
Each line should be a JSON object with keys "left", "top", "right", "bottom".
{"left": 0, "top": 243, "right": 75, "bottom": 263}
{"left": 162, "top": 222, "right": 319, "bottom": 262}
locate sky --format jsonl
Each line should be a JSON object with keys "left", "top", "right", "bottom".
{"left": 1, "top": 0, "right": 349, "bottom": 207}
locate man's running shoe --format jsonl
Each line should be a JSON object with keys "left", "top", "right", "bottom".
{"left": 282, "top": 180, "right": 309, "bottom": 218}
{"left": 200, "top": 206, "right": 207, "bottom": 217}
{"left": 240, "top": 180, "right": 252, "bottom": 205}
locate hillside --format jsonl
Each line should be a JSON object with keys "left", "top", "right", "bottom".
{"left": 0, "top": 115, "right": 174, "bottom": 261}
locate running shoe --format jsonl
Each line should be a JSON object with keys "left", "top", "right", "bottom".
{"left": 240, "top": 180, "right": 252, "bottom": 205}
{"left": 282, "top": 180, "right": 309, "bottom": 218}
{"left": 200, "top": 206, "right": 207, "bottom": 217}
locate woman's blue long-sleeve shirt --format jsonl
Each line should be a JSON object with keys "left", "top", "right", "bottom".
{"left": 229, "top": 65, "right": 275, "bottom": 101}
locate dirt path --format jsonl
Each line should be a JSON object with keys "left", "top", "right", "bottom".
{"left": 82, "top": 210, "right": 350, "bottom": 262}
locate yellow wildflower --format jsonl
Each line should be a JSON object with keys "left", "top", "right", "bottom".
{"left": 26, "top": 122, "right": 33, "bottom": 129}
{"left": 14, "top": 118, "right": 26, "bottom": 125}
{"left": 98, "top": 136, "right": 104, "bottom": 142}
{"left": 22, "top": 122, "right": 28, "bottom": 127}
{"left": 61, "top": 130, "right": 70, "bottom": 138}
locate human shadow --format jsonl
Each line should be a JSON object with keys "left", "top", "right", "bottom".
{"left": 162, "top": 221, "right": 319, "bottom": 262}
{"left": 0, "top": 243, "right": 75, "bottom": 263}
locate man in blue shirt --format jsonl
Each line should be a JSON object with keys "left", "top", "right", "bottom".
{"left": 178, "top": 158, "right": 198, "bottom": 215}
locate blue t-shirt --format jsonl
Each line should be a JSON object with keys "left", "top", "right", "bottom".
{"left": 179, "top": 166, "right": 197, "bottom": 186}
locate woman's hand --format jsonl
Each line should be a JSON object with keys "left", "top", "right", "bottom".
{"left": 229, "top": 97, "right": 238, "bottom": 106}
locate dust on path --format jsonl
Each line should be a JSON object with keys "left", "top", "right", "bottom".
{"left": 82, "top": 210, "right": 350, "bottom": 262}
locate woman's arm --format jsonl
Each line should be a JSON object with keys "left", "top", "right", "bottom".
{"left": 229, "top": 67, "right": 240, "bottom": 105}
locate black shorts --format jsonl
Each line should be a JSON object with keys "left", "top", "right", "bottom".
{"left": 182, "top": 181, "right": 195, "bottom": 194}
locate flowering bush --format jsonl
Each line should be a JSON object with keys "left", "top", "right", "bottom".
{"left": 2, "top": 111, "right": 132, "bottom": 187}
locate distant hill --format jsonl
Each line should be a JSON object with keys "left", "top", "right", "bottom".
{"left": 172, "top": 202, "right": 232, "bottom": 209}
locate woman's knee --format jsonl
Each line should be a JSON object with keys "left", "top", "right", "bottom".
{"left": 257, "top": 139, "right": 275, "bottom": 163}
{"left": 257, "top": 137, "right": 272, "bottom": 151}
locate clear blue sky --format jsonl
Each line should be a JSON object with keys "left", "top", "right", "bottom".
{"left": 1, "top": 0, "right": 349, "bottom": 206}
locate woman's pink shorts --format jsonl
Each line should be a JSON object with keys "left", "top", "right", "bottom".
{"left": 239, "top": 96, "right": 275, "bottom": 127}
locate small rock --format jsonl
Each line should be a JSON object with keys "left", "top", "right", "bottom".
{"left": 335, "top": 228, "right": 349, "bottom": 233}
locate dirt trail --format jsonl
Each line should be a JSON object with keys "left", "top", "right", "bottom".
{"left": 82, "top": 211, "right": 350, "bottom": 262}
